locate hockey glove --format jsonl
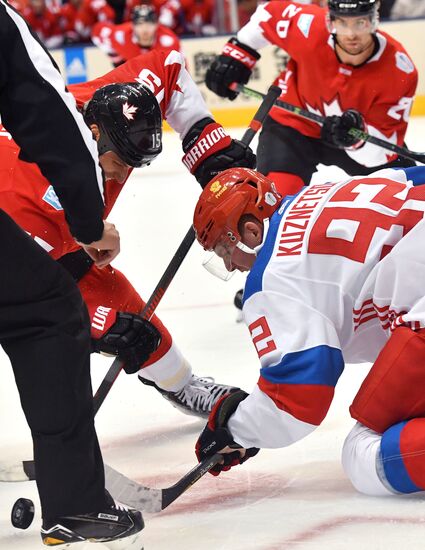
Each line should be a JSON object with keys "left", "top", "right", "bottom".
{"left": 182, "top": 117, "right": 256, "bottom": 188}
{"left": 90, "top": 307, "right": 161, "bottom": 374}
{"left": 321, "top": 109, "right": 366, "bottom": 149}
{"left": 205, "top": 37, "right": 260, "bottom": 100}
{"left": 196, "top": 390, "right": 260, "bottom": 476}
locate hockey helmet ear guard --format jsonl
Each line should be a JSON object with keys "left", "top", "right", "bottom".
{"left": 84, "top": 82, "right": 162, "bottom": 168}
{"left": 326, "top": 0, "right": 380, "bottom": 35}
{"left": 193, "top": 167, "right": 281, "bottom": 253}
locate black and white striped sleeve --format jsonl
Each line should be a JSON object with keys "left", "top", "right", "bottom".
{"left": 0, "top": 0, "right": 105, "bottom": 244}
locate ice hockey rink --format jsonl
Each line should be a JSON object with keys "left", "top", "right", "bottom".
{"left": 1, "top": 118, "right": 425, "bottom": 550}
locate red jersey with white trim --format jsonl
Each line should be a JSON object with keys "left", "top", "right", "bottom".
{"left": 0, "top": 49, "right": 211, "bottom": 259}
{"left": 227, "top": 166, "right": 425, "bottom": 450}
{"left": 237, "top": 1, "right": 418, "bottom": 167}
{"left": 92, "top": 21, "right": 181, "bottom": 65}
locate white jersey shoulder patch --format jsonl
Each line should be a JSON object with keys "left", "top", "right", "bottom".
{"left": 395, "top": 51, "right": 415, "bottom": 74}
{"left": 43, "top": 185, "right": 63, "bottom": 211}
{"left": 160, "top": 34, "right": 174, "bottom": 47}
{"left": 297, "top": 13, "right": 314, "bottom": 38}
{"left": 115, "top": 30, "right": 125, "bottom": 44}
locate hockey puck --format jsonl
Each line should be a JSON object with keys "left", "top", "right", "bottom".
{"left": 11, "top": 498, "right": 35, "bottom": 529}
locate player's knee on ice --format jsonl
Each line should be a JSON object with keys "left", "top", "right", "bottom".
{"left": 341, "top": 422, "right": 395, "bottom": 497}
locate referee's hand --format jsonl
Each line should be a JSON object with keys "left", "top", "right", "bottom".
{"left": 78, "top": 221, "right": 120, "bottom": 268}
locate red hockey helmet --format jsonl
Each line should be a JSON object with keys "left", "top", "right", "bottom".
{"left": 193, "top": 168, "right": 281, "bottom": 252}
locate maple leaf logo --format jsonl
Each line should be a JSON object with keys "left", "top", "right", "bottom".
{"left": 122, "top": 102, "right": 138, "bottom": 121}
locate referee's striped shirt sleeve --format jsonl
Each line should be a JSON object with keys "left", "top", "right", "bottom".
{"left": 0, "top": 0, "right": 104, "bottom": 244}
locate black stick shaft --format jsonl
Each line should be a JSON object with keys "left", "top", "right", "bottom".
{"left": 93, "top": 225, "right": 196, "bottom": 414}
{"left": 234, "top": 83, "right": 425, "bottom": 164}
{"left": 161, "top": 453, "right": 221, "bottom": 510}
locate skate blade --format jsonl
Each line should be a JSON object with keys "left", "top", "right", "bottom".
{"left": 52, "top": 533, "right": 143, "bottom": 549}
{"left": 101, "top": 532, "right": 144, "bottom": 550}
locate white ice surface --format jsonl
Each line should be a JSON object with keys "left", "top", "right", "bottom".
{"left": 1, "top": 120, "right": 425, "bottom": 549}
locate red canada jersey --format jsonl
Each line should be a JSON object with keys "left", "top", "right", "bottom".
{"left": 75, "top": 0, "right": 140, "bottom": 38}
{"left": 59, "top": 2, "right": 86, "bottom": 43}
{"left": 21, "top": 5, "right": 62, "bottom": 47}
{"left": 159, "top": 0, "right": 214, "bottom": 33}
{"left": 92, "top": 21, "right": 181, "bottom": 65}
{"left": 237, "top": 1, "right": 418, "bottom": 166}
{"left": 0, "top": 49, "right": 210, "bottom": 259}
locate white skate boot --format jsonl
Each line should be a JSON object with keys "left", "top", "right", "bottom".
{"left": 139, "top": 374, "right": 240, "bottom": 418}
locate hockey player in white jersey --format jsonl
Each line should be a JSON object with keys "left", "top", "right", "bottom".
{"left": 193, "top": 165, "right": 425, "bottom": 495}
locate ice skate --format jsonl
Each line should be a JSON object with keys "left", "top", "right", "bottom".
{"left": 139, "top": 374, "right": 240, "bottom": 418}
{"left": 41, "top": 491, "right": 143, "bottom": 547}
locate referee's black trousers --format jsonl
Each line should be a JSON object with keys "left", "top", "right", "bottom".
{"left": 0, "top": 209, "right": 106, "bottom": 521}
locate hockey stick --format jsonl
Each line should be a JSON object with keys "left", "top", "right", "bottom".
{"left": 0, "top": 84, "right": 282, "bottom": 488}
{"left": 232, "top": 83, "right": 425, "bottom": 164}
{"left": 93, "top": 224, "right": 196, "bottom": 415}
{"left": 0, "top": 455, "right": 221, "bottom": 513}
{"left": 104, "top": 453, "right": 221, "bottom": 512}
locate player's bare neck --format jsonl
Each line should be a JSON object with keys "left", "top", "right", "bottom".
{"left": 334, "top": 35, "right": 376, "bottom": 67}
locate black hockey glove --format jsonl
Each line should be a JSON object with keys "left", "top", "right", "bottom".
{"left": 91, "top": 311, "right": 161, "bottom": 374}
{"left": 182, "top": 117, "right": 256, "bottom": 188}
{"left": 195, "top": 390, "right": 260, "bottom": 476}
{"left": 321, "top": 109, "right": 366, "bottom": 149}
{"left": 205, "top": 37, "right": 260, "bottom": 100}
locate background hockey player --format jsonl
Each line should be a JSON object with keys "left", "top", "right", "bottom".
{"left": 21, "top": 0, "right": 62, "bottom": 48}
{"left": 92, "top": 4, "right": 181, "bottom": 67}
{"left": 0, "top": 49, "right": 255, "bottom": 418}
{"left": 205, "top": 0, "right": 418, "bottom": 197}
{"left": 75, "top": 0, "right": 140, "bottom": 40}
{"left": 193, "top": 165, "right": 425, "bottom": 498}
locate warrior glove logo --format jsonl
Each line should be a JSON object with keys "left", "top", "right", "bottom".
{"left": 182, "top": 123, "right": 231, "bottom": 173}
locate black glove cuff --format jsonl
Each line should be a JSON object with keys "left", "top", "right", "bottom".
{"left": 215, "top": 390, "right": 249, "bottom": 428}
{"left": 182, "top": 117, "right": 215, "bottom": 153}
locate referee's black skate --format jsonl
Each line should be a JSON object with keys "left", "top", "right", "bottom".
{"left": 139, "top": 374, "right": 240, "bottom": 418}
{"left": 41, "top": 491, "right": 143, "bottom": 547}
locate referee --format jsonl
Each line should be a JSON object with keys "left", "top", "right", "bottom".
{"left": 0, "top": 0, "right": 143, "bottom": 545}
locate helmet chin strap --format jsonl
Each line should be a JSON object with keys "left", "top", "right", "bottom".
{"left": 236, "top": 241, "right": 257, "bottom": 256}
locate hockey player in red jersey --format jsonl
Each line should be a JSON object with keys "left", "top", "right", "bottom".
{"left": 75, "top": 0, "right": 140, "bottom": 40}
{"left": 193, "top": 164, "right": 425, "bottom": 497}
{"left": 92, "top": 4, "right": 181, "bottom": 67}
{"left": 0, "top": 49, "right": 255, "bottom": 417}
{"left": 21, "top": 0, "right": 62, "bottom": 48}
{"left": 205, "top": 0, "right": 418, "bottom": 197}
{"left": 59, "top": 0, "right": 86, "bottom": 44}
{"left": 158, "top": 0, "right": 215, "bottom": 36}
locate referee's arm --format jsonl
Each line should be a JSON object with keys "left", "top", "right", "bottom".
{"left": 0, "top": 0, "right": 104, "bottom": 244}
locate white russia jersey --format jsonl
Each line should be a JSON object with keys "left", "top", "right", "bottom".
{"left": 227, "top": 166, "right": 425, "bottom": 449}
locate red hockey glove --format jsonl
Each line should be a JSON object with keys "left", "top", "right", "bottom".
{"left": 195, "top": 390, "right": 260, "bottom": 476}
{"left": 205, "top": 37, "right": 260, "bottom": 100}
{"left": 182, "top": 117, "right": 256, "bottom": 188}
{"left": 321, "top": 109, "right": 366, "bottom": 149}
{"left": 89, "top": 306, "right": 161, "bottom": 374}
